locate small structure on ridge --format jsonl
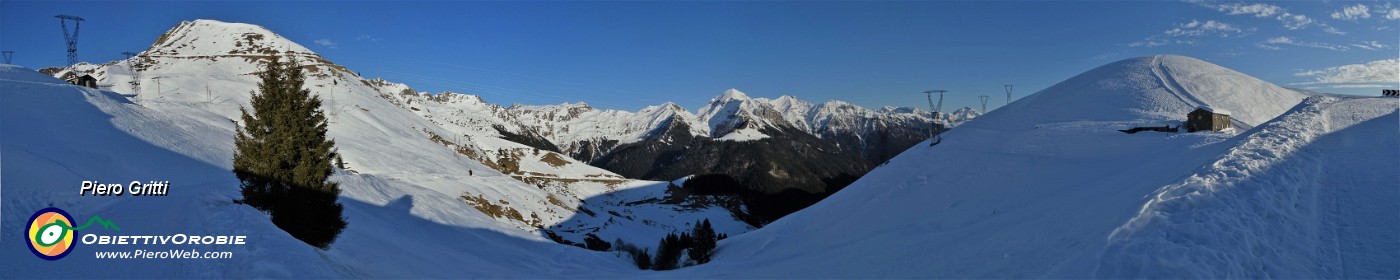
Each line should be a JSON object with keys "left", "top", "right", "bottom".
{"left": 1187, "top": 106, "right": 1230, "bottom": 132}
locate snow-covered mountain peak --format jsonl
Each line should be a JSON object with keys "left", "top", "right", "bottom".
{"left": 950, "top": 107, "right": 979, "bottom": 116}
{"left": 765, "top": 95, "right": 803, "bottom": 107}
{"left": 696, "top": 88, "right": 791, "bottom": 140}
{"left": 717, "top": 88, "right": 751, "bottom": 101}
{"left": 984, "top": 55, "right": 1305, "bottom": 130}
{"left": 146, "top": 19, "right": 315, "bottom": 57}
{"left": 818, "top": 100, "right": 861, "bottom": 110}
{"left": 812, "top": 100, "right": 869, "bottom": 119}
{"left": 511, "top": 101, "right": 590, "bottom": 111}
{"left": 427, "top": 92, "right": 493, "bottom": 106}
{"left": 640, "top": 101, "right": 688, "bottom": 115}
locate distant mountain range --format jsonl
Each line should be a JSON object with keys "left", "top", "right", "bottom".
{"left": 379, "top": 84, "right": 947, "bottom": 222}
{"left": 45, "top": 19, "right": 948, "bottom": 231}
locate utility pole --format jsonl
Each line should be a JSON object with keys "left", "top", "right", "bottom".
{"left": 1004, "top": 85, "right": 1014, "bottom": 106}
{"left": 327, "top": 80, "right": 337, "bottom": 122}
{"left": 2, "top": 51, "right": 13, "bottom": 64}
{"left": 924, "top": 89, "right": 946, "bottom": 138}
{"left": 122, "top": 51, "right": 140, "bottom": 96}
{"left": 152, "top": 77, "right": 161, "bottom": 99}
{"left": 978, "top": 95, "right": 990, "bottom": 113}
{"left": 55, "top": 15, "right": 84, "bottom": 67}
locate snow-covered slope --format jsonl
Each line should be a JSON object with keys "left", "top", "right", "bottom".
{"left": 0, "top": 64, "right": 633, "bottom": 278}
{"left": 675, "top": 55, "right": 1396, "bottom": 278}
{"left": 988, "top": 55, "right": 1305, "bottom": 129}
{"left": 91, "top": 19, "right": 585, "bottom": 232}
{"left": 1098, "top": 96, "right": 1399, "bottom": 278}
{"left": 30, "top": 19, "right": 750, "bottom": 254}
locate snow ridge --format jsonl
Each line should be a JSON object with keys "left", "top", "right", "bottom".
{"left": 1098, "top": 96, "right": 1399, "bottom": 278}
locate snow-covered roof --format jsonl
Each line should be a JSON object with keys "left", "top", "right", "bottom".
{"left": 1195, "top": 105, "right": 1231, "bottom": 115}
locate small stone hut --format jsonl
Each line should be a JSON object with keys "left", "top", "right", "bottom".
{"left": 1186, "top": 106, "right": 1231, "bottom": 132}
{"left": 68, "top": 74, "right": 98, "bottom": 88}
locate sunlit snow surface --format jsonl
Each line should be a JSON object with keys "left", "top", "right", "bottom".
{"left": 673, "top": 55, "right": 1398, "bottom": 278}
{"left": 4, "top": 24, "right": 1395, "bottom": 278}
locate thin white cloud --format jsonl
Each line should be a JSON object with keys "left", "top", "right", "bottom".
{"left": 1322, "top": 26, "right": 1347, "bottom": 35}
{"left": 1327, "top": 84, "right": 1392, "bottom": 89}
{"left": 314, "top": 39, "right": 338, "bottom": 49}
{"left": 1294, "top": 59, "right": 1399, "bottom": 85}
{"left": 1129, "top": 39, "right": 1168, "bottom": 48}
{"left": 1331, "top": 4, "right": 1371, "bottom": 21}
{"left": 1278, "top": 13, "right": 1316, "bottom": 30}
{"left": 1350, "top": 41, "right": 1391, "bottom": 51}
{"left": 1165, "top": 20, "right": 1246, "bottom": 37}
{"left": 1377, "top": 3, "right": 1400, "bottom": 19}
{"left": 1215, "top": 2, "right": 1282, "bottom": 17}
{"left": 1265, "top": 37, "right": 1292, "bottom": 44}
{"left": 1193, "top": 1, "right": 1342, "bottom": 34}
{"left": 356, "top": 35, "right": 381, "bottom": 42}
{"left": 1131, "top": 19, "right": 1246, "bottom": 47}
{"left": 1261, "top": 36, "right": 1350, "bottom": 51}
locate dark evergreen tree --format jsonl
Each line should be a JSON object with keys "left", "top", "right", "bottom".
{"left": 679, "top": 232, "right": 693, "bottom": 251}
{"left": 689, "top": 219, "right": 717, "bottom": 264}
{"left": 632, "top": 248, "right": 652, "bottom": 270}
{"left": 233, "top": 56, "right": 346, "bottom": 249}
{"left": 654, "top": 232, "right": 683, "bottom": 270}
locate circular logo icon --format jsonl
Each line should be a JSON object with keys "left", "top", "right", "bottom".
{"left": 27, "top": 208, "right": 76, "bottom": 260}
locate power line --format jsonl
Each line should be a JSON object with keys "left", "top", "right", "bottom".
{"left": 2, "top": 51, "right": 13, "bottom": 64}
{"left": 1004, "top": 84, "right": 1014, "bottom": 106}
{"left": 55, "top": 15, "right": 84, "bottom": 67}
{"left": 978, "top": 95, "right": 989, "bottom": 113}
{"left": 152, "top": 76, "right": 161, "bottom": 99}
{"left": 924, "top": 89, "right": 946, "bottom": 138}
{"left": 123, "top": 51, "right": 140, "bottom": 96}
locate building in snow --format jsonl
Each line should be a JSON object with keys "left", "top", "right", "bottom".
{"left": 1186, "top": 106, "right": 1230, "bottom": 132}
{"left": 67, "top": 74, "right": 97, "bottom": 88}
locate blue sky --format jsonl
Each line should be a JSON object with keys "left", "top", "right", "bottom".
{"left": 2, "top": 1, "right": 1396, "bottom": 112}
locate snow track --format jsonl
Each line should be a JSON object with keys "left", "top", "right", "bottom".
{"left": 1151, "top": 55, "right": 1206, "bottom": 109}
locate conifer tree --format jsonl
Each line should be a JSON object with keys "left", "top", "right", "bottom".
{"left": 633, "top": 249, "right": 652, "bottom": 270}
{"left": 233, "top": 56, "right": 346, "bottom": 249}
{"left": 689, "top": 219, "right": 717, "bottom": 264}
{"left": 654, "top": 232, "right": 683, "bottom": 270}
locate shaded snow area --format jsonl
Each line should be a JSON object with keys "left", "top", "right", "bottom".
{"left": 0, "top": 64, "right": 636, "bottom": 278}
{"left": 26, "top": 19, "right": 753, "bottom": 260}
{"left": 671, "top": 55, "right": 1398, "bottom": 278}
{"left": 544, "top": 180, "right": 754, "bottom": 251}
